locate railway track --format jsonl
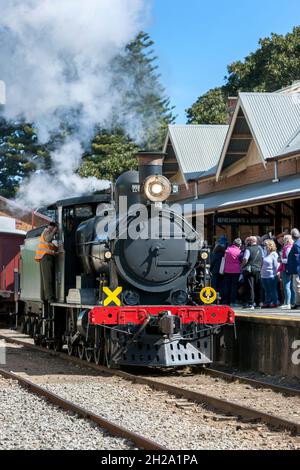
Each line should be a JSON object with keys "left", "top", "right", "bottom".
{"left": 1, "top": 330, "right": 300, "bottom": 439}
{"left": 0, "top": 366, "right": 165, "bottom": 451}
{"left": 201, "top": 367, "right": 300, "bottom": 398}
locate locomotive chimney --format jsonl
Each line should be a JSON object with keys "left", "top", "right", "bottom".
{"left": 136, "top": 151, "right": 166, "bottom": 183}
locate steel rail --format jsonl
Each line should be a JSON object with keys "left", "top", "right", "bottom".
{"left": 0, "top": 367, "right": 166, "bottom": 451}
{"left": 201, "top": 367, "right": 300, "bottom": 398}
{"left": 1, "top": 333, "right": 300, "bottom": 435}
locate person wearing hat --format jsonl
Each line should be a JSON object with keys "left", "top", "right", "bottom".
{"left": 223, "top": 238, "right": 242, "bottom": 307}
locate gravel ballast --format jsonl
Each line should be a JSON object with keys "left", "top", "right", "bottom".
{"left": 0, "top": 379, "right": 133, "bottom": 450}
{"left": 42, "top": 378, "right": 299, "bottom": 450}
{"left": 1, "top": 331, "right": 300, "bottom": 450}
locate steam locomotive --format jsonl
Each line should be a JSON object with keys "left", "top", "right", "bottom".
{"left": 17, "top": 152, "right": 234, "bottom": 367}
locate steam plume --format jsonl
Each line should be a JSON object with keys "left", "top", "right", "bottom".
{"left": 0, "top": 0, "right": 147, "bottom": 208}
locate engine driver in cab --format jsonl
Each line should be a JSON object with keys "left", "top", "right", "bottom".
{"left": 35, "top": 222, "right": 58, "bottom": 306}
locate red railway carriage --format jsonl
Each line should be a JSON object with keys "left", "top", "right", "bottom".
{"left": 0, "top": 216, "right": 25, "bottom": 313}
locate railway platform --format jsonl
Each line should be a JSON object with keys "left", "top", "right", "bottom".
{"left": 218, "top": 308, "right": 300, "bottom": 380}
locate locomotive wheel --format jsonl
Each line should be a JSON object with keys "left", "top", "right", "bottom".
{"left": 29, "top": 317, "right": 35, "bottom": 337}
{"left": 85, "top": 346, "right": 94, "bottom": 363}
{"left": 94, "top": 347, "right": 103, "bottom": 365}
{"left": 33, "top": 320, "right": 41, "bottom": 345}
{"left": 34, "top": 336, "right": 41, "bottom": 346}
{"left": 77, "top": 341, "right": 85, "bottom": 360}
{"left": 53, "top": 339, "right": 63, "bottom": 352}
{"left": 46, "top": 341, "right": 54, "bottom": 350}
{"left": 27, "top": 317, "right": 34, "bottom": 336}
{"left": 20, "top": 319, "right": 26, "bottom": 334}
{"left": 67, "top": 340, "right": 76, "bottom": 357}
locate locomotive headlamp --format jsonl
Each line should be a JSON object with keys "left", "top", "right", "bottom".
{"left": 144, "top": 175, "right": 172, "bottom": 202}
{"left": 104, "top": 250, "right": 112, "bottom": 260}
{"left": 151, "top": 182, "right": 164, "bottom": 195}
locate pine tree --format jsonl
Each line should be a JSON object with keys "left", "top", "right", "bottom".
{"left": 78, "top": 129, "right": 140, "bottom": 182}
{"left": 80, "top": 32, "right": 176, "bottom": 183}
{"left": 0, "top": 32, "right": 175, "bottom": 195}
{"left": 112, "top": 32, "right": 175, "bottom": 150}
{"left": 0, "top": 118, "right": 50, "bottom": 198}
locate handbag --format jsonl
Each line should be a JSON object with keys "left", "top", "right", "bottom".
{"left": 243, "top": 264, "right": 252, "bottom": 273}
{"left": 219, "top": 256, "right": 225, "bottom": 275}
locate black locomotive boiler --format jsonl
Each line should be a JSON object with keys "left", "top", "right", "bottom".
{"left": 18, "top": 152, "right": 234, "bottom": 367}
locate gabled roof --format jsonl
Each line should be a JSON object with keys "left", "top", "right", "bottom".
{"left": 279, "top": 127, "right": 300, "bottom": 157}
{"left": 163, "top": 124, "right": 229, "bottom": 183}
{"left": 216, "top": 92, "right": 300, "bottom": 180}
{"left": 277, "top": 80, "right": 300, "bottom": 94}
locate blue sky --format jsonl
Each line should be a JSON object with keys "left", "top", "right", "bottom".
{"left": 147, "top": 0, "right": 300, "bottom": 123}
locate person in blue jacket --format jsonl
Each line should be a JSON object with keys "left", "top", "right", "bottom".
{"left": 286, "top": 228, "right": 300, "bottom": 309}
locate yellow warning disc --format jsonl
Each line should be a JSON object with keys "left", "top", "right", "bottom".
{"left": 200, "top": 287, "right": 217, "bottom": 304}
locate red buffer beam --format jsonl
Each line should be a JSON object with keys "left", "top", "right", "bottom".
{"left": 89, "top": 305, "right": 235, "bottom": 326}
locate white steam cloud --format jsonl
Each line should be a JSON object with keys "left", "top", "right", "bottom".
{"left": 0, "top": 0, "right": 148, "bottom": 208}
{"left": 16, "top": 140, "right": 110, "bottom": 208}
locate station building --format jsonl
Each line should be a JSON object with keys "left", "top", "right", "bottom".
{"left": 0, "top": 196, "right": 50, "bottom": 232}
{"left": 163, "top": 81, "right": 300, "bottom": 245}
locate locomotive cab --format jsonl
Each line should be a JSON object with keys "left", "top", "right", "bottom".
{"left": 19, "top": 191, "right": 112, "bottom": 310}
{"left": 49, "top": 193, "right": 112, "bottom": 304}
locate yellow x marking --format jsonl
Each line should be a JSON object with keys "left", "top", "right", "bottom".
{"left": 103, "top": 286, "right": 123, "bottom": 306}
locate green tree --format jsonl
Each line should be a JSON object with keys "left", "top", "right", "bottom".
{"left": 187, "top": 26, "right": 300, "bottom": 124}
{"left": 186, "top": 88, "right": 228, "bottom": 124}
{"left": 112, "top": 31, "right": 175, "bottom": 150}
{"left": 0, "top": 31, "right": 174, "bottom": 195}
{"left": 79, "top": 129, "right": 140, "bottom": 182}
{"left": 225, "top": 26, "right": 300, "bottom": 94}
{"left": 0, "top": 119, "right": 50, "bottom": 198}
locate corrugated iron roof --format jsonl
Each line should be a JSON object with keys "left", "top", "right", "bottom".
{"left": 277, "top": 80, "right": 300, "bottom": 94}
{"left": 216, "top": 92, "right": 300, "bottom": 180}
{"left": 181, "top": 174, "right": 300, "bottom": 215}
{"left": 239, "top": 92, "right": 300, "bottom": 159}
{"left": 165, "top": 124, "right": 228, "bottom": 181}
{"left": 279, "top": 126, "right": 300, "bottom": 156}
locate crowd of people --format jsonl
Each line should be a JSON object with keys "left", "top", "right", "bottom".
{"left": 209, "top": 228, "right": 300, "bottom": 310}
